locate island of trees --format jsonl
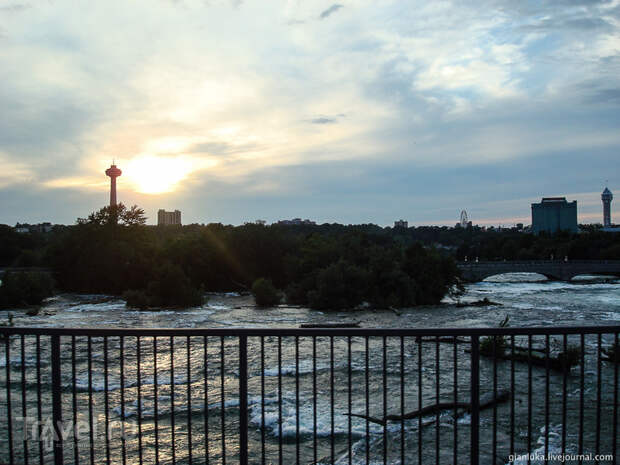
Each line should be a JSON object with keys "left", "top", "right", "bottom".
{"left": 1, "top": 206, "right": 618, "bottom": 310}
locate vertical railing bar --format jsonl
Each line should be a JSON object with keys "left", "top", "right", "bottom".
{"left": 382, "top": 336, "right": 387, "bottom": 465}
{"left": 137, "top": 336, "right": 143, "bottom": 465}
{"left": 20, "top": 335, "right": 29, "bottom": 465}
{"left": 331, "top": 336, "right": 336, "bottom": 464}
{"left": 435, "top": 338, "right": 440, "bottom": 465}
{"left": 260, "top": 336, "right": 265, "bottom": 465}
{"left": 5, "top": 334, "right": 14, "bottom": 465}
{"left": 562, "top": 334, "right": 567, "bottom": 455}
{"left": 120, "top": 336, "right": 126, "bottom": 465}
{"left": 187, "top": 336, "right": 193, "bottom": 465}
{"left": 613, "top": 332, "right": 618, "bottom": 465}
{"left": 313, "top": 336, "right": 318, "bottom": 465}
{"left": 204, "top": 336, "right": 209, "bottom": 465}
{"left": 510, "top": 335, "right": 515, "bottom": 459}
{"left": 400, "top": 336, "right": 405, "bottom": 465}
{"left": 51, "top": 334, "right": 63, "bottom": 465}
{"left": 278, "top": 336, "right": 283, "bottom": 465}
{"left": 295, "top": 335, "right": 300, "bottom": 465}
{"left": 493, "top": 336, "right": 497, "bottom": 465}
{"left": 71, "top": 336, "right": 78, "bottom": 465}
{"left": 38, "top": 335, "right": 44, "bottom": 465}
{"left": 527, "top": 334, "right": 532, "bottom": 465}
{"left": 365, "top": 336, "right": 369, "bottom": 465}
{"left": 87, "top": 337, "right": 94, "bottom": 465}
{"left": 238, "top": 335, "right": 248, "bottom": 465}
{"left": 153, "top": 337, "right": 159, "bottom": 465}
{"left": 595, "top": 334, "right": 602, "bottom": 459}
{"left": 470, "top": 335, "right": 479, "bottom": 465}
{"left": 220, "top": 336, "right": 226, "bottom": 465}
{"left": 418, "top": 336, "right": 422, "bottom": 465}
{"left": 104, "top": 336, "right": 110, "bottom": 465}
{"left": 170, "top": 336, "right": 176, "bottom": 465}
{"left": 579, "top": 333, "right": 585, "bottom": 465}
{"left": 453, "top": 337, "right": 458, "bottom": 465}
{"left": 544, "top": 334, "right": 550, "bottom": 459}
{"left": 348, "top": 336, "right": 353, "bottom": 465}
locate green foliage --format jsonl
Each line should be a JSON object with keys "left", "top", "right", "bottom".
{"left": 480, "top": 316, "right": 510, "bottom": 356}
{"left": 306, "top": 260, "right": 369, "bottom": 310}
{"left": 0, "top": 272, "right": 54, "bottom": 307}
{"left": 77, "top": 203, "right": 146, "bottom": 227}
{"left": 480, "top": 335, "right": 508, "bottom": 357}
{"left": 251, "top": 278, "right": 281, "bottom": 307}
{"left": 124, "top": 264, "right": 205, "bottom": 309}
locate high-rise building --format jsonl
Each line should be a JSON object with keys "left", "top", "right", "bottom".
{"left": 602, "top": 187, "right": 613, "bottom": 228}
{"left": 531, "top": 197, "right": 578, "bottom": 234}
{"left": 158, "top": 209, "right": 182, "bottom": 226}
{"left": 105, "top": 164, "right": 122, "bottom": 207}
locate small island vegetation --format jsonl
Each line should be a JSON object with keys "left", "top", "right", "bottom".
{"left": 2, "top": 207, "right": 619, "bottom": 310}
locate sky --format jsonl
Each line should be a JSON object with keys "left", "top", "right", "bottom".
{"left": 1, "top": 0, "right": 619, "bottom": 227}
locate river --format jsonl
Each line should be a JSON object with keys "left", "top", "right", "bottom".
{"left": 1, "top": 273, "right": 619, "bottom": 464}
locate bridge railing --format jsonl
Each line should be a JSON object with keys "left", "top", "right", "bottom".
{"left": 1, "top": 326, "right": 618, "bottom": 465}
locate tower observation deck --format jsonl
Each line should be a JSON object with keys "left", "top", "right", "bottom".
{"left": 105, "top": 164, "right": 122, "bottom": 207}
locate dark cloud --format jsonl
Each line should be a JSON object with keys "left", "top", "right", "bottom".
{"left": 0, "top": 3, "right": 31, "bottom": 13}
{"left": 319, "top": 4, "right": 343, "bottom": 19}
{"left": 587, "top": 88, "right": 620, "bottom": 104}
{"left": 311, "top": 117, "right": 337, "bottom": 124}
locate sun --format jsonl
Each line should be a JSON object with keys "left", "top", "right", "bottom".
{"left": 124, "top": 155, "right": 196, "bottom": 194}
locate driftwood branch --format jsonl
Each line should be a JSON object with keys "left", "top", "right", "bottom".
{"left": 344, "top": 390, "right": 510, "bottom": 426}
{"left": 300, "top": 322, "right": 360, "bottom": 328}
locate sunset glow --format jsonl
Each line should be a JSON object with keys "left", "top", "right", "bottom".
{"left": 124, "top": 155, "right": 204, "bottom": 194}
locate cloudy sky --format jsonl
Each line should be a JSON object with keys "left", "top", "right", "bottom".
{"left": 1, "top": 0, "right": 619, "bottom": 226}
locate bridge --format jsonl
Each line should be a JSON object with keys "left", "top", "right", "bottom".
{"left": 0, "top": 267, "right": 52, "bottom": 278}
{"left": 457, "top": 260, "right": 620, "bottom": 282}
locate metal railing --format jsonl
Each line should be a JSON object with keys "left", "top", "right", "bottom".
{"left": 1, "top": 326, "right": 618, "bottom": 465}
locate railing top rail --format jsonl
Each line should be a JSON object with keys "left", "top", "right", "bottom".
{"left": 1, "top": 325, "right": 619, "bottom": 337}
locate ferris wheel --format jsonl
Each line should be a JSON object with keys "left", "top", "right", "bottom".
{"left": 460, "top": 210, "right": 468, "bottom": 228}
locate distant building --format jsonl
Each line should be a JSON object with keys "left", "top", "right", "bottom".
{"left": 531, "top": 197, "right": 578, "bottom": 234}
{"left": 14, "top": 222, "right": 53, "bottom": 234}
{"left": 157, "top": 209, "right": 182, "bottom": 226}
{"left": 394, "top": 219, "right": 408, "bottom": 228}
{"left": 602, "top": 187, "right": 613, "bottom": 228}
{"left": 277, "top": 218, "right": 316, "bottom": 225}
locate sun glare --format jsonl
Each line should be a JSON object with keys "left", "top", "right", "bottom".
{"left": 124, "top": 155, "right": 197, "bottom": 194}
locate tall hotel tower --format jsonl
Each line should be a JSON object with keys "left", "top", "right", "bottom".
{"left": 602, "top": 186, "right": 613, "bottom": 227}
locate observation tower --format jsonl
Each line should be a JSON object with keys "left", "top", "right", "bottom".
{"left": 602, "top": 186, "right": 613, "bottom": 227}
{"left": 105, "top": 163, "right": 122, "bottom": 207}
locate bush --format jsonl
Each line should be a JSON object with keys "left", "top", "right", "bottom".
{"left": 306, "top": 260, "right": 369, "bottom": 310}
{"left": 122, "top": 289, "right": 151, "bottom": 310}
{"left": 0, "top": 271, "right": 54, "bottom": 307}
{"left": 252, "top": 278, "right": 281, "bottom": 307}
{"left": 480, "top": 335, "right": 508, "bottom": 357}
{"left": 124, "top": 264, "right": 205, "bottom": 309}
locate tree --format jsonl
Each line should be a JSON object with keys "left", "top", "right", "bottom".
{"left": 78, "top": 203, "right": 146, "bottom": 227}
{"left": 252, "top": 278, "right": 281, "bottom": 307}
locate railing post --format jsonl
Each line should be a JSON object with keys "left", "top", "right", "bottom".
{"left": 51, "top": 334, "right": 64, "bottom": 465}
{"left": 470, "top": 335, "right": 480, "bottom": 465}
{"left": 239, "top": 335, "right": 248, "bottom": 465}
